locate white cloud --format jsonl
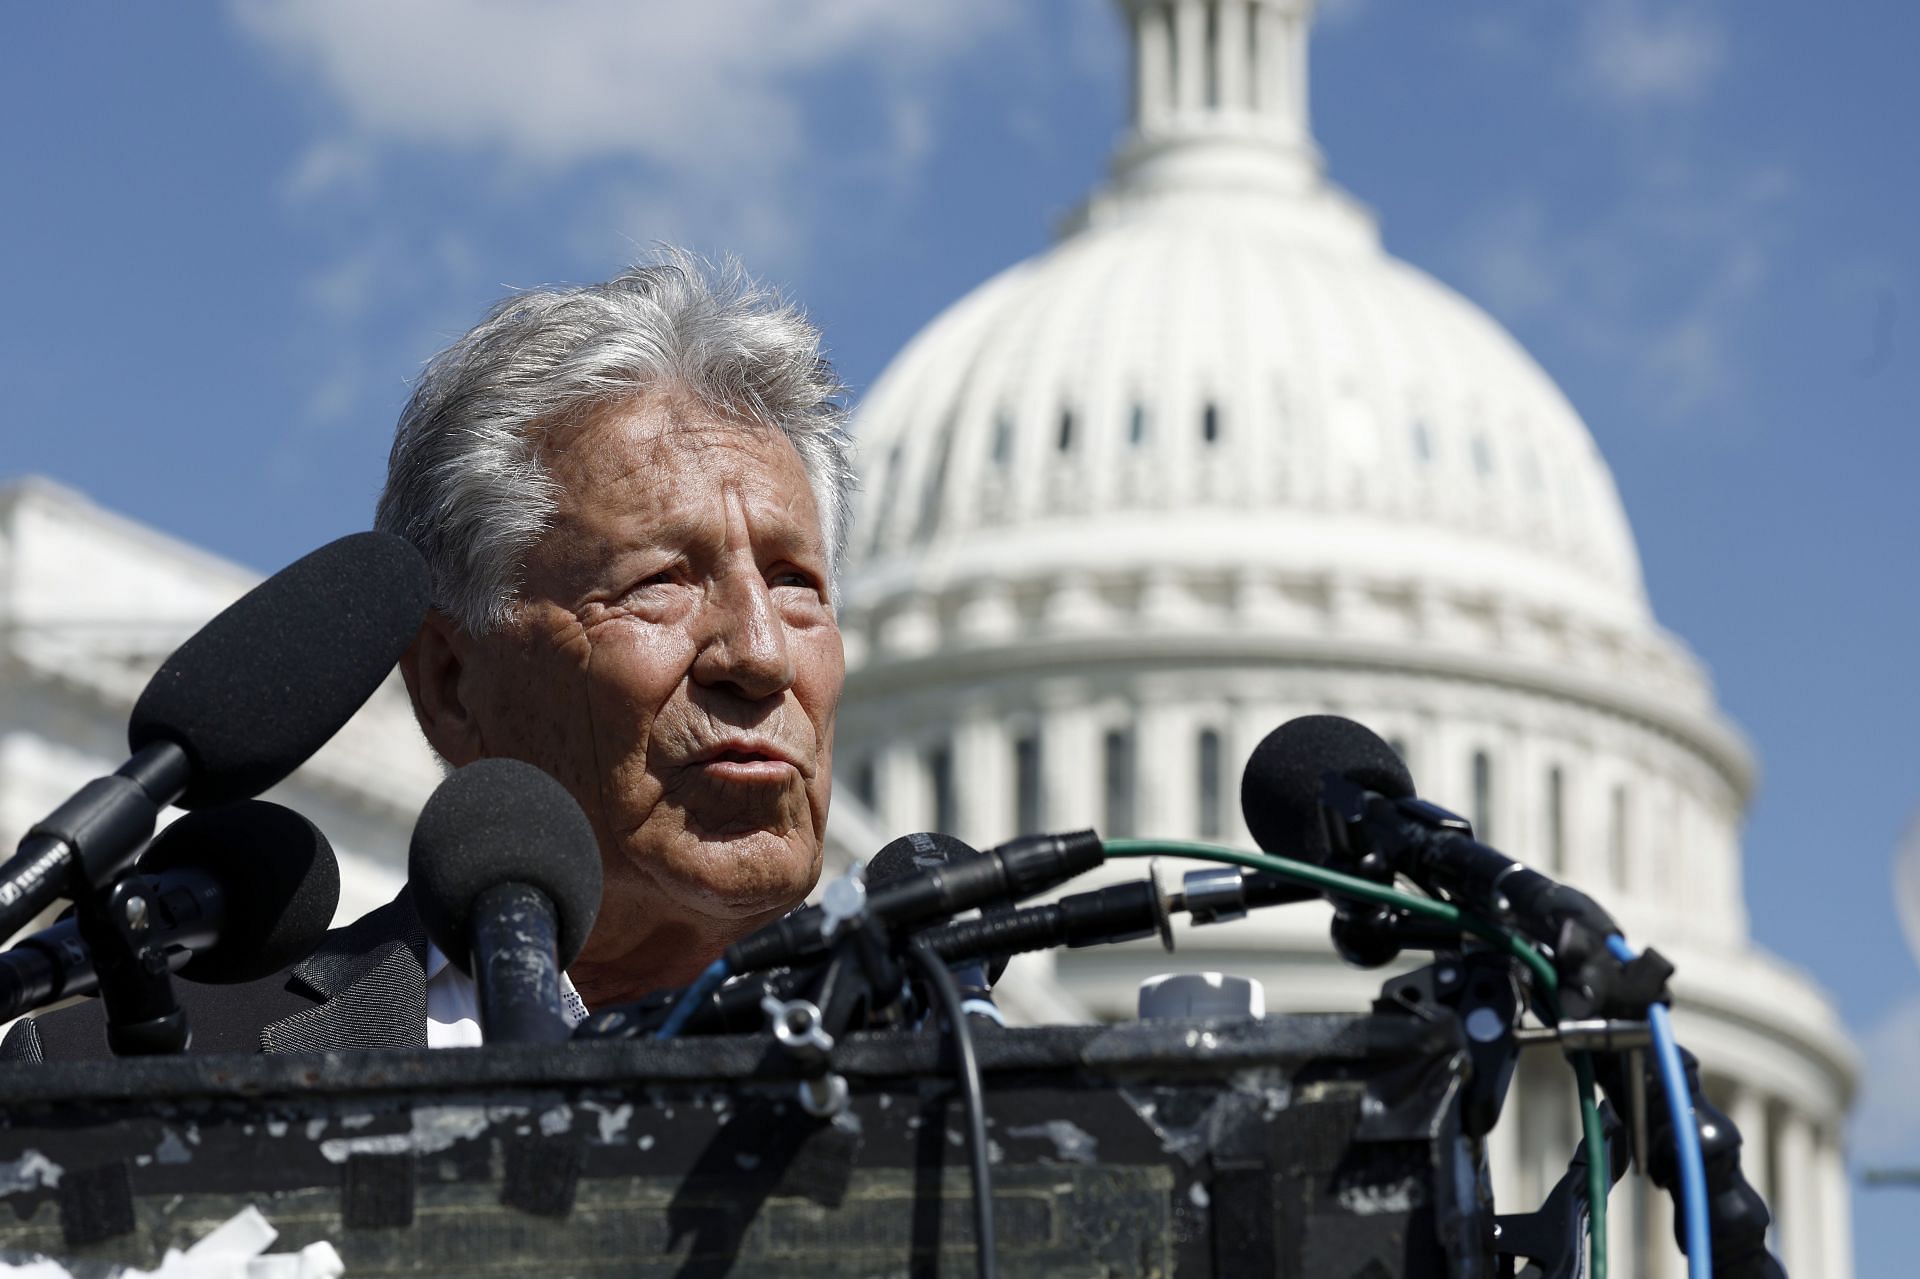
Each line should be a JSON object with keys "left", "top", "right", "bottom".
{"left": 1853, "top": 992, "right": 1920, "bottom": 1165}
{"left": 1577, "top": 1, "right": 1728, "bottom": 108}
{"left": 231, "top": 0, "right": 1017, "bottom": 183}
{"left": 233, "top": 0, "right": 1030, "bottom": 331}
{"left": 231, "top": 0, "right": 1033, "bottom": 440}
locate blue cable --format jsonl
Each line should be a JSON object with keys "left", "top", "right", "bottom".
{"left": 653, "top": 957, "right": 731, "bottom": 1039}
{"left": 1608, "top": 934, "right": 1711, "bottom": 1278}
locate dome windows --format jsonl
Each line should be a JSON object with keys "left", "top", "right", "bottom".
{"left": 1013, "top": 730, "right": 1044, "bottom": 833}
{"left": 1130, "top": 402, "right": 1149, "bottom": 447}
{"left": 1471, "top": 749, "right": 1494, "bottom": 843}
{"left": 1103, "top": 724, "right": 1137, "bottom": 838}
{"left": 1411, "top": 419, "right": 1434, "bottom": 463}
{"left": 1609, "top": 783, "right": 1631, "bottom": 889}
{"left": 1197, "top": 727, "right": 1224, "bottom": 840}
{"left": 1472, "top": 433, "right": 1496, "bottom": 479}
{"left": 991, "top": 410, "right": 1015, "bottom": 467}
{"left": 926, "top": 742, "right": 956, "bottom": 834}
{"left": 1057, "top": 405, "right": 1076, "bottom": 453}
{"left": 1202, "top": 400, "right": 1221, "bottom": 445}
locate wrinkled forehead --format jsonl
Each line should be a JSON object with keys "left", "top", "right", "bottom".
{"left": 533, "top": 393, "right": 824, "bottom": 560}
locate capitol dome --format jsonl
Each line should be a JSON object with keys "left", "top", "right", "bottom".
{"left": 855, "top": 141, "right": 1649, "bottom": 632}
{"left": 833, "top": 3, "right": 1854, "bottom": 1275}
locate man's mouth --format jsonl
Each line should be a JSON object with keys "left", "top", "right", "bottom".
{"left": 692, "top": 741, "right": 801, "bottom": 783}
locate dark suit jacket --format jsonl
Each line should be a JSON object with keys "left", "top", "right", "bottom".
{"left": 0, "top": 893, "right": 429, "bottom": 1063}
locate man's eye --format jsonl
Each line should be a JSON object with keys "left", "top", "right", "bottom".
{"left": 772, "top": 570, "right": 819, "bottom": 591}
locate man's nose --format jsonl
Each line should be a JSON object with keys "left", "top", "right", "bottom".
{"left": 691, "top": 568, "right": 796, "bottom": 702}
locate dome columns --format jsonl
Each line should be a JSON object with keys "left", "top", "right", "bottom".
{"left": 1120, "top": 0, "right": 1317, "bottom": 153}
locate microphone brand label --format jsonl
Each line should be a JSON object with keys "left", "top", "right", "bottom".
{"left": 0, "top": 843, "right": 69, "bottom": 907}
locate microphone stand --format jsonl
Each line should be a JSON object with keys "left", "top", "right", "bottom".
{"left": 72, "top": 874, "right": 189, "bottom": 1055}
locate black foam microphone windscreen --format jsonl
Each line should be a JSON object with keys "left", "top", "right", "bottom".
{"left": 408, "top": 758, "right": 604, "bottom": 973}
{"left": 1240, "top": 715, "right": 1415, "bottom": 865}
{"left": 136, "top": 800, "right": 342, "bottom": 983}
{"left": 128, "top": 531, "right": 431, "bottom": 809}
{"left": 868, "top": 832, "right": 1014, "bottom": 987}
{"left": 866, "top": 831, "right": 983, "bottom": 890}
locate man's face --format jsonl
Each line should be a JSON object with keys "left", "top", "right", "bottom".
{"left": 451, "top": 393, "right": 843, "bottom": 957}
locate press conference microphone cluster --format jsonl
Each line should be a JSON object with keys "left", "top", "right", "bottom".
{"left": 0, "top": 532, "right": 430, "bottom": 939}
{"left": 0, "top": 801, "right": 341, "bottom": 1023}
{"left": 1239, "top": 714, "right": 1621, "bottom": 973}
{"left": 410, "top": 758, "right": 603, "bottom": 1045}
{"left": 1238, "top": 713, "right": 1786, "bottom": 1277}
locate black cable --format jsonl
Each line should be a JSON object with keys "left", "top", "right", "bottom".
{"left": 906, "top": 934, "right": 996, "bottom": 1279}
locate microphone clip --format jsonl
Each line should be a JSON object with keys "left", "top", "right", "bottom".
{"left": 73, "top": 873, "right": 189, "bottom": 1056}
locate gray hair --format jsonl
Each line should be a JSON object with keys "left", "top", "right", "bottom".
{"left": 375, "top": 250, "right": 855, "bottom": 634}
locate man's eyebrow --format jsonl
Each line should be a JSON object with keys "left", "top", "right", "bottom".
{"left": 745, "top": 504, "right": 829, "bottom": 561}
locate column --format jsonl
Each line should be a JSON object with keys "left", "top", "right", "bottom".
{"left": 1215, "top": 0, "right": 1250, "bottom": 111}
{"left": 877, "top": 740, "right": 924, "bottom": 837}
{"left": 1485, "top": 1102, "right": 1523, "bottom": 1219}
{"left": 1139, "top": 699, "right": 1198, "bottom": 840}
{"left": 1282, "top": 5, "right": 1309, "bottom": 141}
{"left": 1253, "top": 1, "right": 1284, "bottom": 117}
{"left": 1642, "top": 1173, "right": 1686, "bottom": 1279}
{"left": 1135, "top": 2, "right": 1173, "bottom": 132}
{"left": 1173, "top": 0, "right": 1206, "bottom": 114}
{"left": 954, "top": 707, "right": 1009, "bottom": 849}
{"left": 1611, "top": 1172, "right": 1640, "bottom": 1279}
{"left": 1774, "top": 1110, "right": 1819, "bottom": 1279}
{"left": 1817, "top": 1121, "right": 1854, "bottom": 1279}
{"left": 1042, "top": 702, "right": 1100, "bottom": 832}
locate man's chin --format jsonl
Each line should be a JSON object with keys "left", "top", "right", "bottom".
{"left": 642, "top": 829, "right": 822, "bottom": 920}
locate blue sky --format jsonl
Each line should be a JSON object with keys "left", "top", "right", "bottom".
{"left": 3, "top": 1, "right": 1916, "bottom": 1269}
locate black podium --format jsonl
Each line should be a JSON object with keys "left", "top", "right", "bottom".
{"left": 0, "top": 1014, "right": 1486, "bottom": 1277}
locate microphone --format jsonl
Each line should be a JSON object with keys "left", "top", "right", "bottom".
{"left": 1240, "top": 715, "right": 1618, "bottom": 958}
{"left": 725, "top": 829, "right": 1106, "bottom": 974}
{"left": 409, "top": 758, "right": 603, "bottom": 1044}
{"left": 920, "top": 871, "right": 1176, "bottom": 966}
{"left": 0, "top": 801, "right": 341, "bottom": 1023}
{"left": 867, "top": 833, "right": 1005, "bottom": 1020}
{"left": 1239, "top": 714, "right": 1415, "bottom": 868}
{"left": 0, "top": 532, "right": 429, "bottom": 938}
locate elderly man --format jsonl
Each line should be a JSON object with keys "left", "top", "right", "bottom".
{"left": 5, "top": 253, "right": 854, "bottom": 1058}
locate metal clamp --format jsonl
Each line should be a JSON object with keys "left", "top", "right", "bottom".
{"left": 1181, "top": 865, "right": 1247, "bottom": 926}
{"left": 1514, "top": 1018, "right": 1652, "bottom": 1053}
{"left": 763, "top": 995, "right": 850, "bottom": 1118}
{"left": 765, "top": 995, "right": 834, "bottom": 1063}
{"left": 1516, "top": 1018, "right": 1653, "bottom": 1171}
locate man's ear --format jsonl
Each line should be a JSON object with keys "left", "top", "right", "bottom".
{"left": 398, "top": 610, "right": 485, "bottom": 767}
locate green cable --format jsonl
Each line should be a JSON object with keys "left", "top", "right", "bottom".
{"left": 1573, "top": 1053, "right": 1609, "bottom": 1278}
{"left": 1103, "top": 840, "right": 1561, "bottom": 996}
{"left": 1102, "top": 839, "right": 1609, "bottom": 1279}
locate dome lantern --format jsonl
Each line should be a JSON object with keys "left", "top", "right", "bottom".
{"left": 1114, "top": 0, "right": 1325, "bottom": 206}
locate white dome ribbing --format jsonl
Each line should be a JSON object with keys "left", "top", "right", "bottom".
{"left": 852, "top": 0, "right": 1648, "bottom": 637}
